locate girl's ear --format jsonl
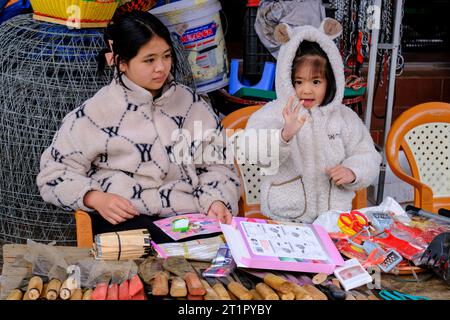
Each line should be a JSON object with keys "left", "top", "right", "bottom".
{"left": 105, "top": 40, "right": 115, "bottom": 67}
{"left": 319, "top": 18, "right": 343, "bottom": 40}
{"left": 105, "top": 52, "right": 114, "bottom": 67}
{"left": 119, "top": 59, "right": 127, "bottom": 73}
{"left": 274, "top": 23, "right": 292, "bottom": 44}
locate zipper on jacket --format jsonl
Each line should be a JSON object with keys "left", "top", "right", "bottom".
{"left": 328, "top": 178, "right": 332, "bottom": 211}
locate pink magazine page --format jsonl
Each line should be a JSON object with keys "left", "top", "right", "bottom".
{"left": 153, "top": 213, "right": 221, "bottom": 240}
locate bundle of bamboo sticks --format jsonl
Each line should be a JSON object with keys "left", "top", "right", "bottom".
{"left": 93, "top": 229, "right": 153, "bottom": 260}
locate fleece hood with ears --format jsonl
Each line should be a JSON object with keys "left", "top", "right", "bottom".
{"left": 245, "top": 19, "right": 381, "bottom": 223}
{"left": 275, "top": 18, "right": 345, "bottom": 111}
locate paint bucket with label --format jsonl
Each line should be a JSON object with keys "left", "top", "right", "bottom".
{"left": 150, "top": 0, "right": 229, "bottom": 94}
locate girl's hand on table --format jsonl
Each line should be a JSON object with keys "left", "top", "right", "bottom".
{"left": 84, "top": 191, "right": 139, "bottom": 225}
{"left": 207, "top": 201, "right": 232, "bottom": 224}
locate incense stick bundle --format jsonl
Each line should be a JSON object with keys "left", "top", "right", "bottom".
{"left": 93, "top": 229, "right": 153, "bottom": 260}
{"left": 156, "top": 236, "right": 224, "bottom": 261}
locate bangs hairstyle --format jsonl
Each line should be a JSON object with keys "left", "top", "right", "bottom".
{"left": 97, "top": 10, "right": 177, "bottom": 88}
{"left": 291, "top": 41, "right": 336, "bottom": 106}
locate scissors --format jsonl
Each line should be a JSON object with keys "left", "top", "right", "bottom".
{"left": 338, "top": 210, "right": 369, "bottom": 236}
{"left": 378, "top": 290, "right": 430, "bottom": 301}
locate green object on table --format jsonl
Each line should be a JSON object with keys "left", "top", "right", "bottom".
{"left": 172, "top": 218, "right": 190, "bottom": 232}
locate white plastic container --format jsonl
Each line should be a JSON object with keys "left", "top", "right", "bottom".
{"left": 150, "top": 0, "right": 229, "bottom": 93}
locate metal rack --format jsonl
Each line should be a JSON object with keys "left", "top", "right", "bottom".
{"left": 364, "top": 0, "right": 405, "bottom": 204}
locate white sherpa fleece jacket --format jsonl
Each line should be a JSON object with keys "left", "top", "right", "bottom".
{"left": 37, "top": 75, "right": 240, "bottom": 217}
{"left": 246, "top": 24, "right": 381, "bottom": 223}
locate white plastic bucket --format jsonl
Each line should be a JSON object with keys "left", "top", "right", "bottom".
{"left": 150, "top": 0, "right": 229, "bottom": 94}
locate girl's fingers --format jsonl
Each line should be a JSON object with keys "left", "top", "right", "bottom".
{"left": 334, "top": 171, "right": 352, "bottom": 185}
{"left": 105, "top": 217, "right": 117, "bottom": 225}
{"left": 329, "top": 171, "right": 341, "bottom": 182}
{"left": 292, "top": 103, "right": 300, "bottom": 115}
{"left": 283, "top": 96, "right": 296, "bottom": 116}
{"left": 216, "top": 210, "right": 225, "bottom": 223}
{"left": 336, "top": 177, "right": 350, "bottom": 185}
{"left": 327, "top": 165, "right": 342, "bottom": 176}
{"left": 110, "top": 205, "right": 133, "bottom": 220}
{"left": 298, "top": 115, "right": 307, "bottom": 124}
{"left": 328, "top": 166, "right": 354, "bottom": 185}
{"left": 212, "top": 206, "right": 226, "bottom": 223}
{"left": 286, "top": 96, "right": 295, "bottom": 111}
{"left": 112, "top": 213, "right": 127, "bottom": 223}
{"left": 110, "top": 209, "right": 127, "bottom": 222}
{"left": 283, "top": 105, "right": 290, "bottom": 118}
{"left": 333, "top": 172, "right": 346, "bottom": 182}
{"left": 224, "top": 211, "right": 232, "bottom": 224}
{"left": 124, "top": 199, "right": 138, "bottom": 213}
{"left": 103, "top": 214, "right": 120, "bottom": 225}
{"left": 119, "top": 199, "right": 139, "bottom": 215}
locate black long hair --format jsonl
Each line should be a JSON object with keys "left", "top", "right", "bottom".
{"left": 98, "top": 10, "right": 178, "bottom": 88}
{"left": 291, "top": 41, "right": 336, "bottom": 106}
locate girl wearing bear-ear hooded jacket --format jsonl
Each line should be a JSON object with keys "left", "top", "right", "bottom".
{"left": 246, "top": 19, "right": 381, "bottom": 223}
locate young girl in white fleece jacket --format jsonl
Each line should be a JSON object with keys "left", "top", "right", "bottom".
{"left": 246, "top": 19, "right": 381, "bottom": 223}
{"left": 37, "top": 11, "right": 240, "bottom": 236}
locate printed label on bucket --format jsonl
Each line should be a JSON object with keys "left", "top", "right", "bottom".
{"left": 181, "top": 22, "right": 217, "bottom": 45}
{"left": 176, "top": 12, "right": 228, "bottom": 93}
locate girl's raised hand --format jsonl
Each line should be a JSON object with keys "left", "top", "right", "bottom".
{"left": 84, "top": 190, "right": 139, "bottom": 225}
{"left": 281, "top": 96, "right": 307, "bottom": 142}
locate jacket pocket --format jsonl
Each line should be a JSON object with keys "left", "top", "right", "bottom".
{"left": 267, "top": 175, "right": 306, "bottom": 219}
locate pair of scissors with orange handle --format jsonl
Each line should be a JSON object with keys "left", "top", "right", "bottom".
{"left": 338, "top": 210, "right": 369, "bottom": 236}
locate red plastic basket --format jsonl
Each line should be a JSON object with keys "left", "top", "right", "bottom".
{"left": 246, "top": 0, "right": 260, "bottom": 7}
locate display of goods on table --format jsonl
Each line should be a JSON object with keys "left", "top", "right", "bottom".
{"left": 2, "top": 206, "right": 447, "bottom": 300}
{"left": 1, "top": 238, "right": 439, "bottom": 300}
{"left": 30, "top": 0, "right": 120, "bottom": 28}
{"left": 1, "top": 251, "right": 362, "bottom": 301}
{"left": 328, "top": 207, "right": 450, "bottom": 276}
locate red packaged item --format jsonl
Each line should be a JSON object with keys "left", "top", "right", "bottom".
{"left": 373, "top": 230, "right": 423, "bottom": 261}
{"left": 92, "top": 282, "right": 108, "bottom": 300}
{"left": 119, "top": 280, "right": 130, "bottom": 300}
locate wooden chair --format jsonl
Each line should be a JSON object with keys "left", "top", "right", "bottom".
{"left": 75, "top": 210, "right": 93, "bottom": 248}
{"left": 385, "top": 102, "right": 450, "bottom": 213}
{"left": 222, "top": 105, "right": 367, "bottom": 219}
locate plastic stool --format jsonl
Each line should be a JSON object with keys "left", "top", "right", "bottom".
{"left": 228, "top": 59, "right": 276, "bottom": 95}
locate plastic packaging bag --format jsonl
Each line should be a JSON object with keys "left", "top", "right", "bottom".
{"left": 202, "top": 244, "right": 236, "bottom": 278}
{"left": 24, "top": 240, "right": 69, "bottom": 279}
{"left": 155, "top": 235, "right": 224, "bottom": 261}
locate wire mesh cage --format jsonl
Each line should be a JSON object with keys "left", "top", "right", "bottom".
{"left": 0, "top": 14, "right": 195, "bottom": 264}
{"left": 0, "top": 14, "right": 116, "bottom": 256}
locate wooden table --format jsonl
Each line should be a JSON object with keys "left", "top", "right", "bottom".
{"left": 1, "top": 244, "right": 449, "bottom": 300}
{"left": 381, "top": 272, "right": 450, "bottom": 300}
